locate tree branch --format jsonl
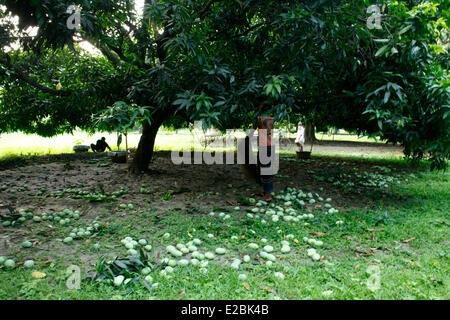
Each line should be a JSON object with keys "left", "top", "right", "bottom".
{"left": 82, "top": 35, "right": 121, "bottom": 66}
{"left": 0, "top": 56, "right": 72, "bottom": 96}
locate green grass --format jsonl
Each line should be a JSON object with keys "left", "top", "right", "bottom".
{"left": 1, "top": 129, "right": 406, "bottom": 173}
{"left": 0, "top": 167, "right": 448, "bottom": 299}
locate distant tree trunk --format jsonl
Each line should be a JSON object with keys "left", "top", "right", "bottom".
{"left": 305, "top": 122, "right": 317, "bottom": 144}
{"left": 130, "top": 120, "right": 162, "bottom": 173}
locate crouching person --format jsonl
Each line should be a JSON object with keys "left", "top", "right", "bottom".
{"left": 91, "top": 137, "right": 112, "bottom": 152}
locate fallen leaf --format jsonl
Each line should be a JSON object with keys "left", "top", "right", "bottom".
{"left": 226, "top": 200, "right": 235, "bottom": 206}
{"left": 403, "top": 237, "right": 415, "bottom": 243}
{"left": 187, "top": 232, "right": 193, "bottom": 238}
{"left": 243, "top": 282, "right": 250, "bottom": 291}
{"left": 32, "top": 271, "right": 46, "bottom": 279}
{"left": 293, "top": 239, "right": 299, "bottom": 244}
{"left": 311, "top": 232, "right": 326, "bottom": 237}
{"left": 255, "top": 256, "right": 265, "bottom": 264}
{"left": 178, "top": 289, "right": 185, "bottom": 298}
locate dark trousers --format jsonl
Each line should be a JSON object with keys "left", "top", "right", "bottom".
{"left": 258, "top": 146, "right": 274, "bottom": 194}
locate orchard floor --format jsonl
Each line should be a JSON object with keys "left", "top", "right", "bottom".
{"left": 0, "top": 151, "right": 448, "bottom": 300}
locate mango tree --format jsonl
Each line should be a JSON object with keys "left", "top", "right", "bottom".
{"left": 0, "top": 0, "right": 448, "bottom": 170}
{"left": 94, "top": 101, "right": 152, "bottom": 165}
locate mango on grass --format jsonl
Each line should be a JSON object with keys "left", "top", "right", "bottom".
{"left": 168, "top": 259, "right": 177, "bottom": 267}
{"left": 114, "top": 275, "right": 125, "bottom": 286}
{"left": 238, "top": 274, "right": 247, "bottom": 281}
{"left": 178, "top": 259, "right": 189, "bottom": 266}
{"left": 125, "top": 243, "right": 134, "bottom": 249}
{"left": 205, "top": 252, "right": 215, "bottom": 260}
{"left": 215, "top": 248, "right": 226, "bottom": 255}
{"left": 63, "top": 237, "right": 73, "bottom": 244}
{"left": 127, "top": 249, "right": 138, "bottom": 256}
{"left": 22, "top": 241, "right": 33, "bottom": 248}
{"left": 274, "top": 272, "right": 285, "bottom": 280}
{"left": 312, "top": 253, "right": 321, "bottom": 261}
{"left": 141, "top": 267, "right": 151, "bottom": 275}
{"left": 165, "top": 266, "right": 174, "bottom": 273}
{"left": 32, "top": 271, "right": 46, "bottom": 279}
{"left": 4, "top": 259, "right": 15, "bottom": 268}
{"left": 24, "top": 260, "right": 34, "bottom": 268}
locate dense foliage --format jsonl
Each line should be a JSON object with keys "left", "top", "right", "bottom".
{"left": 0, "top": 0, "right": 448, "bottom": 169}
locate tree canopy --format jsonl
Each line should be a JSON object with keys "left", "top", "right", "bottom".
{"left": 0, "top": 0, "right": 448, "bottom": 170}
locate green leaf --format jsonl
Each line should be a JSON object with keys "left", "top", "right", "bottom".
{"left": 265, "top": 84, "right": 273, "bottom": 96}
{"left": 142, "top": 279, "right": 153, "bottom": 291}
{"left": 398, "top": 25, "right": 412, "bottom": 35}
{"left": 275, "top": 84, "right": 282, "bottom": 94}
{"left": 373, "top": 39, "right": 390, "bottom": 43}
{"left": 375, "top": 45, "right": 389, "bottom": 57}
{"left": 384, "top": 90, "right": 391, "bottom": 104}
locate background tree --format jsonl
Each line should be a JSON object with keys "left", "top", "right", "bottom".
{"left": 0, "top": 0, "right": 448, "bottom": 170}
{"left": 94, "top": 101, "right": 152, "bottom": 160}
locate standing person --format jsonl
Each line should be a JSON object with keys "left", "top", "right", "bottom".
{"left": 91, "top": 137, "right": 112, "bottom": 152}
{"left": 257, "top": 114, "right": 275, "bottom": 202}
{"left": 295, "top": 121, "right": 305, "bottom": 152}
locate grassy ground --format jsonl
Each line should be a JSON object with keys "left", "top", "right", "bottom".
{"left": 0, "top": 153, "right": 448, "bottom": 299}
{"left": 0, "top": 129, "right": 403, "bottom": 162}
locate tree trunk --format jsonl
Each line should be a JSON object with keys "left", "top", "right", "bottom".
{"left": 305, "top": 122, "right": 317, "bottom": 144}
{"left": 130, "top": 120, "right": 161, "bottom": 173}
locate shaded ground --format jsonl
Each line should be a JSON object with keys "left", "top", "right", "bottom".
{"left": 0, "top": 147, "right": 413, "bottom": 258}
{"left": 0, "top": 148, "right": 409, "bottom": 216}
